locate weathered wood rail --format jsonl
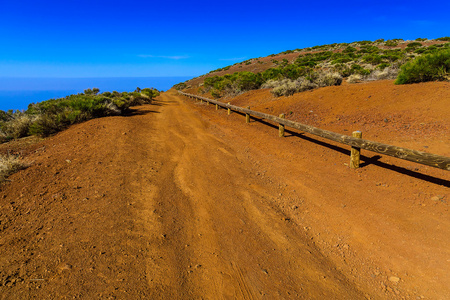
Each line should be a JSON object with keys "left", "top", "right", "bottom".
{"left": 179, "top": 91, "right": 450, "bottom": 171}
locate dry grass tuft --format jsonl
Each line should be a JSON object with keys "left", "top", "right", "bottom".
{"left": 2, "top": 114, "right": 39, "bottom": 139}
{"left": 347, "top": 74, "right": 363, "bottom": 83}
{"left": 366, "top": 66, "right": 399, "bottom": 81}
{"left": 0, "top": 154, "right": 30, "bottom": 183}
{"left": 263, "top": 71, "right": 342, "bottom": 97}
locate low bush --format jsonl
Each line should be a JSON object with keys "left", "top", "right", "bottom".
{"left": 173, "top": 82, "right": 187, "bottom": 90}
{"left": 264, "top": 71, "right": 341, "bottom": 97}
{"left": 366, "top": 66, "right": 399, "bottom": 81}
{"left": 1, "top": 113, "right": 37, "bottom": 139}
{"left": 0, "top": 154, "right": 30, "bottom": 183}
{"left": 385, "top": 40, "right": 398, "bottom": 47}
{"left": 395, "top": 49, "right": 450, "bottom": 84}
{"left": 407, "top": 42, "right": 423, "bottom": 48}
{"left": 347, "top": 74, "right": 362, "bottom": 83}
{"left": 316, "top": 72, "right": 343, "bottom": 87}
{"left": 271, "top": 80, "right": 300, "bottom": 97}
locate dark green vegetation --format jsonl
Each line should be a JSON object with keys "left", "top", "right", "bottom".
{"left": 0, "top": 88, "right": 159, "bottom": 143}
{"left": 395, "top": 49, "right": 450, "bottom": 84}
{"left": 177, "top": 38, "right": 450, "bottom": 98}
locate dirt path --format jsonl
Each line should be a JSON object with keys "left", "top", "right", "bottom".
{"left": 1, "top": 89, "right": 449, "bottom": 299}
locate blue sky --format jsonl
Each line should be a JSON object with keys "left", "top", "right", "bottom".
{"left": 1, "top": 0, "right": 449, "bottom": 78}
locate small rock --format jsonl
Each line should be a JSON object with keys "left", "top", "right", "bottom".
{"left": 431, "top": 196, "right": 440, "bottom": 201}
{"left": 388, "top": 276, "right": 400, "bottom": 283}
{"left": 57, "top": 263, "right": 72, "bottom": 273}
{"left": 65, "top": 160, "right": 71, "bottom": 163}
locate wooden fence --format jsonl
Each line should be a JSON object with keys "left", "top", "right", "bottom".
{"left": 179, "top": 91, "right": 450, "bottom": 171}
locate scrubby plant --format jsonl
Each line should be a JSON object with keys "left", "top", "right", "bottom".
{"left": 316, "top": 72, "right": 343, "bottom": 86}
{"left": 1, "top": 113, "right": 37, "bottom": 139}
{"left": 385, "top": 40, "right": 399, "bottom": 47}
{"left": 270, "top": 79, "right": 299, "bottom": 97}
{"left": 263, "top": 71, "right": 341, "bottom": 97}
{"left": 173, "top": 82, "right": 187, "bottom": 90}
{"left": 0, "top": 154, "right": 30, "bottom": 183}
{"left": 366, "top": 66, "right": 399, "bottom": 81}
{"left": 211, "top": 89, "right": 221, "bottom": 98}
{"left": 407, "top": 42, "right": 423, "bottom": 48}
{"left": 347, "top": 74, "right": 362, "bottom": 83}
{"left": 435, "top": 37, "right": 450, "bottom": 42}
{"left": 395, "top": 49, "right": 450, "bottom": 84}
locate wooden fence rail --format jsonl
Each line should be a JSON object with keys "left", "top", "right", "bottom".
{"left": 179, "top": 91, "right": 450, "bottom": 171}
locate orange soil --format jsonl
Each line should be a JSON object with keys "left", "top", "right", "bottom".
{"left": 0, "top": 80, "right": 449, "bottom": 299}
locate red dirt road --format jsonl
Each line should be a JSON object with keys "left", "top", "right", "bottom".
{"left": 1, "top": 84, "right": 449, "bottom": 299}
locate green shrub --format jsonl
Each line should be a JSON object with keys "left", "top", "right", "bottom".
{"left": 435, "top": 37, "right": 450, "bottom": 41}
{"left": 395, "top": 49, "right": 450, "bottom": 84}
{"left": 385, "top": 40, "right": 398, "bottom": 47}
{"left": 211, "top": 89, "right": 221, "bottom": 98}
{"left": 363, "top": 54, "right": 383, "bottom": 64}
{"left": 357, "top": 45, "right": 379, "bottom": 54}
{"left": 343, "top": 46, "right": 357, "bottom": 53}
{"left": 376, "top": 63, "right": 391, "bottom": 70}
{"left": 173, "top": 82, "right": 187, "bottom": 90}
{"left": 350, "top": 64, "right": 371, "bottom": 75}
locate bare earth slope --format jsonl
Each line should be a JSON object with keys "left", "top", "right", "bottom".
{"left": 1, "top": 82, "right": 449, "bottom": 299}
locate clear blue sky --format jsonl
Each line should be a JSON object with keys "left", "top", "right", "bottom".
{"left": 1, "top": 0, "right": 449, "bottom": 78}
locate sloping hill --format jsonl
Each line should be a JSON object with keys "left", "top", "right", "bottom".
{"left": 176, "top": 38, "right": 449, "bottom": 99}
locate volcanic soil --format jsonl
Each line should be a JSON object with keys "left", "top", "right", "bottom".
{"left": 0, "top": 80, "right": 449, "bottom": 299}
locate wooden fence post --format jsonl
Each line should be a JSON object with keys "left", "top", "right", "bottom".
{"left": 350, "top": 131, "right": 362, "bottom": 169}
{"left": 227, "top": 103, "right": 231, "bottom": 115}
{"left": 246, "top": 106, "right": 250, "bottom": 124}
{"left": 279, "top": 114, "right": 285, "bottom": 137}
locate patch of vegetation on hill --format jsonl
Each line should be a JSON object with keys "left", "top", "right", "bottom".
{"left": 176, "top": 37, "right": 450, "bottom": 97}
{"left": 395, "top": 49, "right": 450, "bottom": 84}
{"left": 0, "top": 87, "right": 159, "bottom": 143}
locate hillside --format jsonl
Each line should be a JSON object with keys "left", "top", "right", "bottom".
{"left": 175, "top": 37, "right": 450, "bottom": 99}
{"left": 0, "top": 38, "right": 449, "bottom": 299}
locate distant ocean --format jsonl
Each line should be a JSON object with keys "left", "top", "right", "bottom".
{"left": 0, "top": 77, "right": 192, "bottom": 111}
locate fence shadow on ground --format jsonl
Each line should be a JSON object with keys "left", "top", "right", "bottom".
{"left": 247, "top": 116, "right": 450, "bottom": 187}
